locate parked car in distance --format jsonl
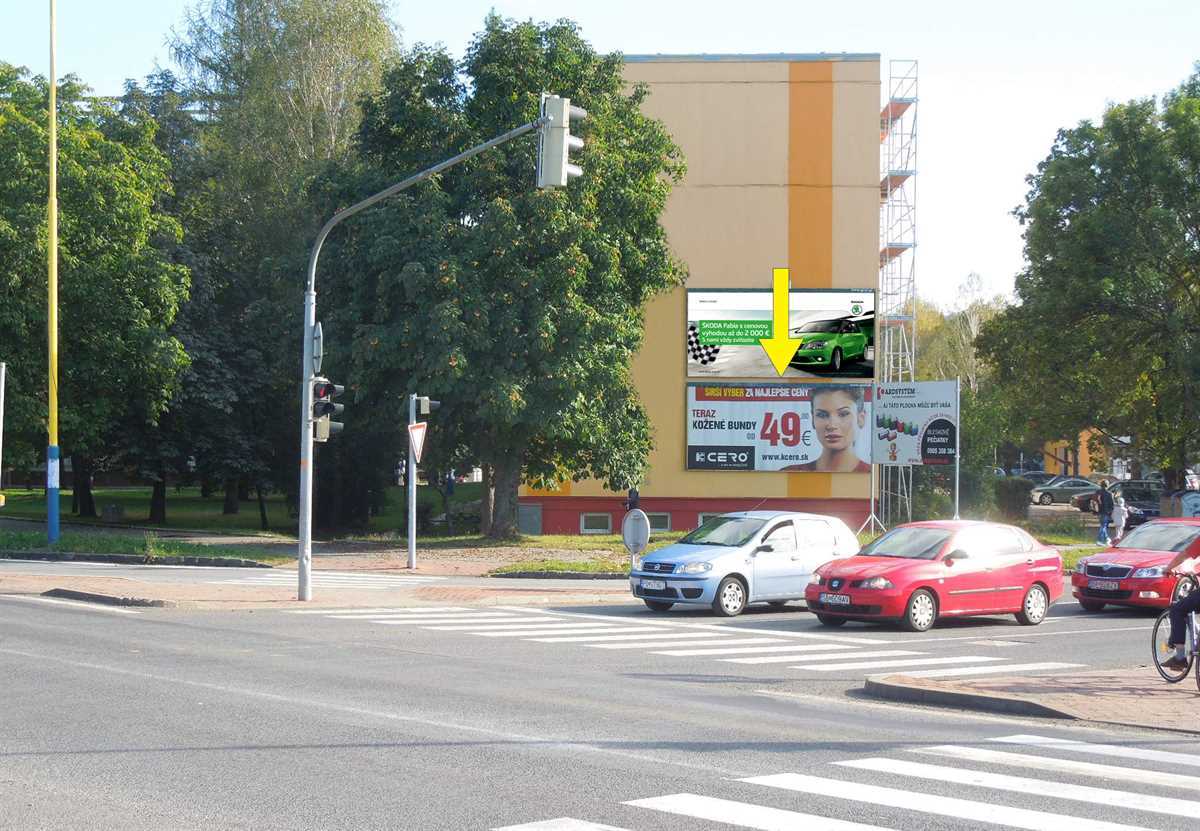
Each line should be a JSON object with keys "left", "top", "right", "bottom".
{"left": 1071, "top": 518, "right": 1200, "bottom": 611}
{"left": 629, "top": 511, "right": 859, "bottom": 616}
{"left": 1013, "top": 471, "right": 1061, "bottom": 486}
{"left": 788, "top": 318, "right": 868, "bottom": 372}
{"left": 1071, "top": 480, "right": 1162, "bottom": 525}
{"left": 1030, "top": 477, "right": 1097, "bottom": 505}
{"left": 805, "top": 520, "right": 1062, "bottom": 631}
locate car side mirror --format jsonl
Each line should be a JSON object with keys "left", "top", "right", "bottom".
{"left": 944, "top": 549, "right": 968, "bottom": 565}
{"left": 755, "top": 543, "right": 774, "bottom": 554}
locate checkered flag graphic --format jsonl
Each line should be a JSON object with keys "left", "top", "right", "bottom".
{"left": 687, "top": 323, "right": 721, "bottom": 365}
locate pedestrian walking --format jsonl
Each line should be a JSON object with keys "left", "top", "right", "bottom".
{"left": 1111, "top": 494, "right": 1128, "bottom": 543}
{"left": 1096, "top": 479, "right": 1115, "bottom": 545}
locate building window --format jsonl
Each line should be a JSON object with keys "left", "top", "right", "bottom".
{"left": 646, "top": 512, "right": 671, "bottom": 533}
{"left": 580, "top": 513, "right": 612, "bottom": 535}
{"left": 697, "top": 512, "right": 723, "bottom": 527}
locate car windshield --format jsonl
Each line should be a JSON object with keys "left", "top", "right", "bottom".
{"left": 678, "top": 516, "right": 766, "bottom": 547}
{"left": 857, "top": 527, "right": 952, "bottom": 560}
{"left": 797, "top": 319, "right": 841, "bottom": 333}
{"left": 1120, "top": 487, "right": 1157, "bottom": 502}
{"left": 1115, "top": 523, "right": 1200, "bottom": 553}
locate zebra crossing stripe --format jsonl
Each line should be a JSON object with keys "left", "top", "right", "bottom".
{"left": 589, "top": 637, "right": 797, "bottom": 651}
{"left": 288, "top": 607, "right": 469, "bottom": 615}
{"left": 913, "top": 744, "right": 1200, "bottom": 790}
{"left": 426, "top": 622, "right": 630, "bottom": 633}
{"left": 492, "top": 818, "right": 631, "bottom": 830}
{"left": 883, "top": 662, "right": 1080, "bottom": 679}
{"left": 740, "top": 772, "right": 1154, "bottom": 831}
{"left": 651, "top": 642, "right": 845, "bottom": 657}
{"left": 625, "top": 793, "right": 893, "bottom": 831}
{"left": 837, "top": 757, "right": 1200, "bottom": 820}
{"left": 724, "top": 649, "right": 922, "bottom": 665}
{"left": 347, "top": 614, "right": 529, "bottom": 624}
{"left": 795, "top": 655, "right": 1002, "bottom": 672}
{"left": 326, "top": 611, "right": 517, "bottom": 620}
{"left": 528, "top": 631, "right": 750, "bottom": 644}
{"left": 993, "top": 735, "right": 1200, "bottom": 770}
{"left": 473, "top": 626, "right": 652, "bottom": 638}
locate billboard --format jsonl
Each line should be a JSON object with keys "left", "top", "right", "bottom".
{"left": 872, "top": 380, "right": 959, "bottom": 466}
{"left": 687, "top": 289, "right": 876, "bottom": 379}
{"left": 686, "top": 383, "right": 874, "bottom": 472}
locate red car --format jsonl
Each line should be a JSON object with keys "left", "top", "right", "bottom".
{"left": 805, "top": 520, "right": 1063, "bottom": 631}
{"left": 1071, "top": 518, "right": 1200, "bottom": 611}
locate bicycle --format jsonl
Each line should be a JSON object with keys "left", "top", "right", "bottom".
{"left": 1151, "top": 577, "right": 1200, "bottom": 689}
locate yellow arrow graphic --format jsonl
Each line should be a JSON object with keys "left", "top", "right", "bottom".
{"left": 758, "top": 267, "right": 799, "bottom": 375}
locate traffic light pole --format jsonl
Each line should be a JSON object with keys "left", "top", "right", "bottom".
{"left": 407, "top": 393, "right": 417, "bottom": 569}
{"left": 297, "top": 115, "right": 548, "bottom": 601}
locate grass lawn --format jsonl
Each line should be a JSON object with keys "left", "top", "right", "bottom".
{"left": 0, "top": 529, "right": 290, "bottom": 564}
{"left": 490, "top": 557, "right": 629, "bottom": 575}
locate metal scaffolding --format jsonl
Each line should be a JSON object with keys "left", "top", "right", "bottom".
{"left": 878, "top": 59, "right": 918, "bottom": 525}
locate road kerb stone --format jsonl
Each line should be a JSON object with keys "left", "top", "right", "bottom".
{"left": 43, "top": 588, "right": 178, "bottom": 609}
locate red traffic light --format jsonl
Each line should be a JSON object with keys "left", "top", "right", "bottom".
{"left": 313, "top": 381, "right": 344, "bottom": 399}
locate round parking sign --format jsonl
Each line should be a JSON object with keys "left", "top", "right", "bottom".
{"left": 622, "top": 509, "right": 651, "bottom": 556}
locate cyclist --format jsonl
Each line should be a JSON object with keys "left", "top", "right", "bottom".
{"left": 1163, "top": 550, "right": 1200, "bottom": 671}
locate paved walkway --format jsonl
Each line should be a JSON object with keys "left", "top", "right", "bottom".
{"left": 866, "top": 667, "right": 1199, "bottom": 735}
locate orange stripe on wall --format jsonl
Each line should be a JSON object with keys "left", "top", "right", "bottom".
{"left": 788, "top": 61, "right": 833, "bottom": 289}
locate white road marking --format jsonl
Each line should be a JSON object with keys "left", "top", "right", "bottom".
{"left": 528, "top": 631, "right": 748, "bottom": 644}
{"left": 913, "top": 744, "right": 1200, "bottom": 791}
{"left": 651, "top": 642, "right": 844, "bottom": 657}
{"left": 883, "top": 661, "right": 1082, "bottom": 678}
{"left": 626, "top": 793, "right": 894, "bottom": 831}
{"left": 741, "top": 772, "right": 1155, "bottom": 831}
{"left": 994, "top": 735, "right": 1200, "bottom": 770}
{"left": 426, "top": 622, "right": 631, "bottom": 633}
{"left": 515, "top": 628, "right": 672, "bottom": 641}
{"left": 326, "top": 611, "right": 514, "bottom": 620}
{"left": 492, "top": 819, "right": 631, "bottom": 831}
{"left": 724, "top": 649, "right": 923, "bottom": 665}
{"left": 364, "top": 615, "right": 541, "bottom": 625}
{"left": 0, "top": 594, "right": 143, "bottom": 615}
{"left": 837, "top": 756, "right": 1200, "bottom": 820}
{"left": 287, "top": 606, "right": 469, "bottom": 615}
{"left": 795, "top": 656, "right": 1003, "bottom": 672}
{"left": 588, "top": 637, "right": 796, "bottom": 651}
{"left": 473, "top": 627, "right": 656, "bottom": 638}
{"left": 872, "top": 624, "right": 1150, "bottom": 645}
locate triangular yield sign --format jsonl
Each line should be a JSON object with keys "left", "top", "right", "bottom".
{"left": 408, "top": 421, "right": 428, "bottom": 464}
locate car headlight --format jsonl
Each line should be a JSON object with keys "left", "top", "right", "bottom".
{"left": 808, "top": 572, "right": 824, "bottom": 585}
{"left": 804, "top": 340, "right": 828, "bottom": 350}
{"left": 1128, "top": 506, "right": 1143, "bottom": 515}
{"left": 634, "top": 557, "right": 644, "bottom": 571}
{"left": 678, "top": 562, "right": 712, "bottom": 574}
{"left": 1133, "top": 566, "right": 1165, "bottom": 578}
{"left": 859, "top": 577, "right": 894, "bottom": 590}
{"left": 1074, "top": 560, "right": 1088, "bottom": 574}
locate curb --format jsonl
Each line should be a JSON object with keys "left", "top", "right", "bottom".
{"left": 489, "top": 571, "right": 628, "bottom": 580}
{"left": 0, "top": 551, "right": 272, "bottom": 568}
{"left": 43, "top": 588, "right": 177, "bottom": 609}
{"left": 862, "top": 675, "right": 1070, "bottom": 719}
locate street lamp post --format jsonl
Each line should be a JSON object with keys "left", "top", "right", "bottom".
{"left": 297, "top": 115, "right": 551, "bottom": 601}
{"left": 47, "top": 0, "right": 60, "bottom": 543}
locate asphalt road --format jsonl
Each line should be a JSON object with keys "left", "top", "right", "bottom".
{"left": 2, "top": 588, "right": 1194, "bottom": 831}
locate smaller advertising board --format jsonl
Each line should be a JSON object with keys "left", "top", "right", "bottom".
{"left": 686, "top": 383, "right": 874, "bottom": 473}
{"left": 872, "top": 380, "right": 959, "bottom": 466}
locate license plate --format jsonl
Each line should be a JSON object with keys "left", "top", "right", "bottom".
{"left": 641, "top": 579, "right": 666, "bottom": 591}
{"left": 820, "top": 593, "right": 852, "bottom": 605}
{"left": 1088, "top": 579, "right": 1120, "bottom": 591}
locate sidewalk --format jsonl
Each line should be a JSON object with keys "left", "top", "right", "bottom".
{"left": 865, "top": 667, "right": 1200, "bottom": 735}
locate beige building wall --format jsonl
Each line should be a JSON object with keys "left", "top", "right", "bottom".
{"left": 525, "top": 54, "right": 881, "bottom": 519}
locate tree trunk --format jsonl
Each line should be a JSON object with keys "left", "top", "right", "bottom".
{"left": 441, "top": 481, "right": 452, "bottom": 536}
{"left": 200, "top": 479, "right": 213, "bottom": 498}
{"left": 75, "top": 456, "right": 98, "bottom": 518}
{"left": 238, "top": 478, "right": 250, "bottom": 501}
{"left": 149, "top": 471, "right": 167, "bottom": 525}
{"left": 256, "top": 485, "right": 269, "bottom": 531}
{"left": 488, "top": 456, "right": 522, "bottom": 539}
{"left": 222, "top": 478, "right": 240, "bottom": 515}
{"left": 479, "top": 464, "right": 494, "bottom": 535}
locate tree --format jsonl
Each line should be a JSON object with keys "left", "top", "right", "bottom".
{"left": 978, "top": 68, "right": 1200, "bottom": 486}
{"left": 313, "top": 15, "right": 687, "bottom": 536}
{"left": 0, "top": 64, "right": 190, "bottom": 516}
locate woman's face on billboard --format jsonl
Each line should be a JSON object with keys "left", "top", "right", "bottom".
{"left": 812, "top": 390, "right": 862, "bottom": 452}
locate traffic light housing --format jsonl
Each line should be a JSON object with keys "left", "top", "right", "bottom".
{"left": 536, "top": 94, "right": 587, "bottom": 189}
{"left": 312, "top": 378, "right": 344, "bottom": 442}
{"left": 417, "top": 396, "right": 440, "bottom": 416}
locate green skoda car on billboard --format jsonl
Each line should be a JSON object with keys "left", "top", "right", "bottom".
{"left": 788, "top": 319, "right": 869, "bottom": 372}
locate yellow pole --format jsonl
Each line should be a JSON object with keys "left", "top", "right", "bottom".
{"left": 47, "top": 0, "right": 60, "bottom": 542}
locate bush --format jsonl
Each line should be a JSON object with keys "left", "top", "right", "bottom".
{"left": 995, "top": 477, "right": 1035, "bottom": 519}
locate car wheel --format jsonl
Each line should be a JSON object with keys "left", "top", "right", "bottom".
{"left": 830, "top": 347, "right": 843, "bottom": 372}
{"left": 901, "top": 589, "right": 937, "bottom": 632}
{"left": 712, "top": 576, "right": 747, "bottom": 617}
{"left": 815, "top": 613, "right": 848, "bottom": 627}
{"left": 1078, "top": 599, "right": 1106, "bottom": 612}
{"left": 643, "top": 599, "right": 674, "bottom": 612}
{"left": 1173, "top": 577, "right": 1196, "bottom": 604}
{"left": 1039, "top": 493, "right": 1053, "bottom": 505}
{"left": 1016, "top": 584, "right": 1049, "bottom": 626}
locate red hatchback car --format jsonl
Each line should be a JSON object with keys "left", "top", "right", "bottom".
{"left": 1071, "top": 518, "right": 1200, "bottom": 611}
{"left": 805, "top": 520, "right": 1063, "bottom": 631}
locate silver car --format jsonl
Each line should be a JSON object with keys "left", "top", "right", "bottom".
{"left": 629, "top": 510, "right": 860, "bottom": 616}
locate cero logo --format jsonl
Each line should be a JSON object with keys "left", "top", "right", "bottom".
{"left": 686, "top": 445, "right": 755, "bottom": 471}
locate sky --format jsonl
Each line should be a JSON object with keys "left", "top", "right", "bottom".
{"left": 2, "top": 0, "right": 1197, "bottom": 306}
